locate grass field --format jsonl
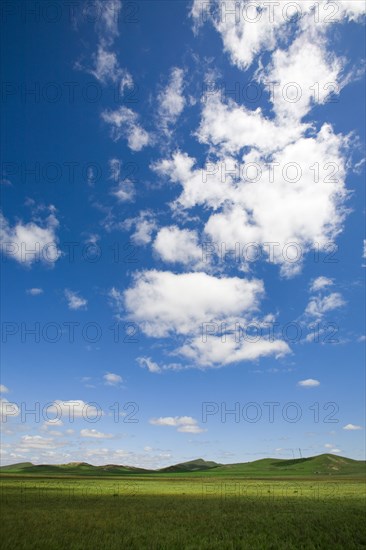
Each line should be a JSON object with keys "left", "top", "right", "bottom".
{"left": 1, "top": 473, "right": 365, "bottom": 549}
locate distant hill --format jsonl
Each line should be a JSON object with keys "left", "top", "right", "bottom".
{"left": 0, "top": 461, "right": 152, "bottom": 476}
{"left": 1, "top": 454, "right": 365, "bottom": 477}
{"left": 207, "top": 454, "right": 366, "bottom": 477}
{"left": 158, "top": 458, "right": 222, "bottom": 473}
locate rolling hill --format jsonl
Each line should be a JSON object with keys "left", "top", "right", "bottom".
{"left": 0, "top": 454, "right": 365, "bottom": 477}
{"left": 0, "top": 461, "right": 152, "bottom": 476}
{"left": 158, "top": 458, "right": 221, "bottom": 473}
{"left": 202, "top": 454, "right": 366, "bottom": 477}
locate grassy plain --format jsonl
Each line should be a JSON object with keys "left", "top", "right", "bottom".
{"left": 1, "top": 473, "right": 365, "bottom": 549}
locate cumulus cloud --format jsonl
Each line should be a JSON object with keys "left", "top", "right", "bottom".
{"left": 152, "top": 150, "right": 236, "bottom": 210}
{"left": 150, "top": 416, "right": 206, "bottom": 433}
{"left": 0, "top": 210, "right": 60, "bottom": 266}
{"left": 182, "top": 2, "right": 364, "bottom": 280}
{"left": 124, "top": 270, "right": 264, "bottom": 337}
{"left": 80, "top": 429, "right": 113, "bottom": 439}
{"left": 305, "top": 292, "right": 345, "bottom": 319}
{"left": 119, "top": 270, "right": 290, "bottom": 367}
{"left": 64, "top": 290, "right": 88, "bottom": 310}
{"left": 0, "top": 385, "right": 9, "bottom": 394}
{"left": 298, "top": 379, "right": 320, "bottom": 387}
{"left": 259, "top": 27, "right": 343, "bottom": 121}
{"left": 324, "top": 443, "right": 341, "bottom": 453}
{"left": 19, "top": 435, "right": 63, "bottom": 450}
{"left": 137, "top": 357, "right": 183, "bottom": 374}
{"left": 196, "top": 95, "right": 305, "bottom": 156}
{"left": 343, "top": 424, "right": 363, "bottom": 431}
{"left": 178, "top": 334, "right": 289, "bottom": 368}
{"left": 109, "top": 158, "right": 135, "bottom": 202}
{"left": 47, "top": 400, "right": 102, "bottom": 421}
{"left": 158, "top": 67, "right": 186, "bottom": 132}
{"left": 123, "top": 210, "right": 157, "bottom": 246}
{"left": 101, "top": 107, "right": 150, "bottom": 151}
{"left": 76, "top": 0, "right": 134, "bottom": 93}
{"left": 88, "top": 45, "right": 132, "bottom": 88}
{"left": 153, "top": 226, "right": 203, "bottom": 267}
{"left": 137, "top": 357, "right": 162, "bottom": 374}
{"left": 335, "top": 0, "right": 366, "bottom": 21}
{"left": 309, "top": 277, "right": 334, "bottom": 293}
{"left": 103, "top": 373, "right": 123, "bottom": 386}
{"left": 94, "top": 0, "right": 122, "bottom": 44}
{"left": 26, "top": 288, "right": 43, "bottom": 296}
{"left": 157, "top": 120, "right": 349, "bottom": 277}
{"left": 0, "top": 399, "right": 20, "bottom": 421}
{"left": 191, "top": 0, "right": 289, "bottom": 70}
{"left": 191, "top": 1, "right": 365, "bottom": 71}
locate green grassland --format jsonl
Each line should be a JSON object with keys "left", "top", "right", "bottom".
{"left": 1, "top": 454, "right": 365, "bottom": 549}
{"left": 1, "top": 453, "right": 365, "bottom": 477}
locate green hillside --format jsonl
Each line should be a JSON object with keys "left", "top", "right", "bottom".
{"left": 158, "top": 458, "right": 221, "bottom": 473}
{"left": 0, "top": 461, "right": 151, "bottom": 476}
{"left": 207, "top": 454, "right": 366, "bottom": 477}
{"left": 1, "top": 454, "right": 365, "bottom": 477}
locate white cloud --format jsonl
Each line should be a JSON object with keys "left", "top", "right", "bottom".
{"left": 0, "top": 399, "right": 20, "bottom": 421}
{"left": 109, "top": 158, "right": 135, "bottom": 202}
{"left": 47, "top": 400, "right": 102, "bottom": 421}
{"left": 259, "top": 27, "right": 343, "bottom": 121}
{"left": 123, "top": 210, "right": 157, "bottom": 246}
{"left": 197, "top": 95, "right": 305, "bottom": 155}
{"left": 150, "top": 416, "right": 206, "bottom": 433}
{"left": 152, "top": 151, "right": 235, "bottom": 210}
{"left": 101, "top": 107, "right": 150, "bottom": 151}
{"left": 26, "top": 288, "right": 43, "bottom": 296}
{"left": 298, "top": 379, "right": 320, "bottom": 387}
{"left": 19, "top": 435, "right": 62, "bottom": 450}
{"left": 343, "top": 424, "right": 363, "bottom": 431}
{"left": 178, "top": 334, "right": 289, "bottom": 368}
{"left": 0, "top": 385, "right": 9, "bottom": 394}
{"left": 191, "top": 1, "right": 365, "bottom": 71}
{"left": 64, "top": 289, "right": 88, "bottom": 310}
{"left": 121, "top": 270, "right": 290, "bottom": 367}
{"left": 186, "top": 3, "right": 361, "bottom": 279}
{"left": 137, "top": 357, "right": 162, "bottom": 374}
{"left": 177, "top": 424, "right": 206, "bottom": 434}
{"left": 305, "top": 292, "right": 345, "bottom": 319}
{"left": 193, "top": 0, "right": 288, "bottom": 70}
{"left": 309, "top": 277, "right": 334, "bottom": 293}
{"left": 124, "top": 270, "right": 264, "bottom": 337}
{"left": 89, "top": 45, "right": 132, "bottom": 87}
{"left": 153, "top": 226, "right": 203, "bottom": 267}
{"left": 158, "top": 67, "right": 186, "bottom": 130}
{"left": 336, "top": 1, "right": 366, "bottom": 21}
{"left": 136, "top": 357, "right": 183, "bottom": 374}
{"left": 0, "top": 210, "right": 60, "bottom": 266}
{"left": 94, "top": 0, "right": 122, "bottom": 43}
{"left": 156, "top": 120, "right": 349, "bottom": 277}
{"left": 76, "top": 0, "right": 133, "bottom": 93}
{"left": 43, "top": 419, "right": 63, "bottom": 427}
{"left": 150, "top": 416, "right": 197, "bottom": 427}
{"left": 80, "top": 429, "right": 113, "bottom": 439}
{"left": 103, "top": 373, "right": 123, "bottom": 386}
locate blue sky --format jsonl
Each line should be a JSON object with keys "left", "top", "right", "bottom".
{"left": 0, "top": 0, "right": 365, "bottom": 467}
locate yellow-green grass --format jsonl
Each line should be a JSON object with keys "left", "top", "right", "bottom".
{"left": 1, "top": 476, "right": 365, "bottom": 549}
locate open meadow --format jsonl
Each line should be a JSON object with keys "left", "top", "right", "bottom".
{"left": 1, "top": 472, "right": 365, "bottom": 549}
